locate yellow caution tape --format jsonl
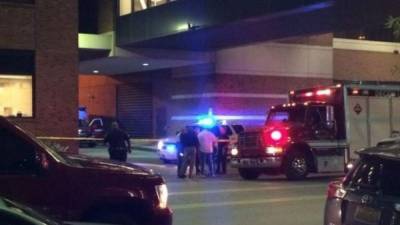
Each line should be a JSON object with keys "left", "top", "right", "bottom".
{"left": 36, "top": 136, "right": 161, "bottom": 142}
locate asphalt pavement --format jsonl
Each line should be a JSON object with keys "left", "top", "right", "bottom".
{"left": 80, "top": 146, "right": 343, "bottom": 225}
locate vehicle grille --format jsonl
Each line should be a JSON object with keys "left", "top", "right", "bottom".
{"left": 238, "top": 132, "right": 263, "bottom": 156}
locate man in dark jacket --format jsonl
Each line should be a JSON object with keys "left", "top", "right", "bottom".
{"left": 104, "top": 122, "right": 131, "bottom": 162}
{"left": 178, "top": 126, "right": 199, "bottom": 178}
{"left": 216, "top": 126, "right": 229, "bottom": 174}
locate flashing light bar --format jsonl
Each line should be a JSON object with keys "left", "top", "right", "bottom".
{"left": 305, "top": 92, "right": 314, "bottom": 97}
{"left": 197, "top": 116, "right": 216, "bottom": 128}
{"left": 316, "top": 89, "right": 332, "bottom": 96}
{"left": 171, "top": 115, "right": 266, "bottom": 121}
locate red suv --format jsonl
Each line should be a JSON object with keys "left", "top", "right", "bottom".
{"left": 0, "top": 117, "right": 172, "bottom": 225}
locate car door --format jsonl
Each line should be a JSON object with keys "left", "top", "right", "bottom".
{"left": 376, "top": 159, "right": 400, "bottom": 225}
{"left": 341, "top": 158, "right": 383, "bottom": 225}
{"left": 0, "top": 127, "right": 68, "bottom": 219}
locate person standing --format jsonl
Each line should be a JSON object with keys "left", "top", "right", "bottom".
{"left": 193, "top": 126, "right": 201, "bottom": 175}
{"left": 104, "top": 121, "right": 131, "bottom": 162}
{"left": 178, "top": 126, "right": 199, "bottom": 178}
{"left": 197, "top": 128, "right": 218, "bottom": 177}
{"left": 216, "top": 126, "right": 229, "bottom": 174}
{"left": 175, "top": 128, "right": 184, "bottom": 177}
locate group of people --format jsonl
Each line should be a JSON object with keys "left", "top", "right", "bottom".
{"left": 177, "top": 126, "right": 229, "bottom": 179}
{"left": 102, "top": 121, "right": 230, "bottom": 180}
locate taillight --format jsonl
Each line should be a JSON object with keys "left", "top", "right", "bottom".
{"left": 327, "top": 181, "right": 346, "bottom": 199}
{"left": 270, "top": 130, "right": 282, "bottom": 141}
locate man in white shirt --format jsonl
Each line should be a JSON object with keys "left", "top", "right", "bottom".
{"left": 197, "top": 128, "right": 218, "bottom": 176}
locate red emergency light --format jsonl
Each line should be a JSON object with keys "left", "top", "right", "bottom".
{"left": 316, "top": 89, "right": 332, "bottom": 96}
{"left": 262, "top": 126, "right": 289, "bottom": 148}
{"left": 304, "top": 92, "right": 314, "bottom": 97}
{"left": 270, "top": 130, "right": 282, "bottom": 141}
{"left": 289, "top": 85, "right": 339, "bottom": 104}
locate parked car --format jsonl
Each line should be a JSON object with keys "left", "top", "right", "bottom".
{"left": 324, "top": 144, "right": 400, "bottom": 225}
{"left": 78, "top": 117, "right": 116, "bottom": 147}
{"left": 78, "top": 119, "right": 96, "bottom": 147}
{"left": 0, "top": 116, "right": 172, "bottom": 225}
{"left": 0, "top": 197, "right": 61, "bottom": 225}
{"left": 157, "top": 124, "right": 244, "bottom": 163}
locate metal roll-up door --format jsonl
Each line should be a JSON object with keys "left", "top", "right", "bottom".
{"left": 117, "top": 83, "right": 153, "bottom": 138}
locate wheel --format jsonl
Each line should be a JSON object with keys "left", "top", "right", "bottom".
{"left": 284, "top": 151, "right": 309, "bottom": 180}
{"left": 87, "top": 211, "right": 138, "bottom": 225}
{"left": 238, "top": 168, "right": 260, "bottom": 180}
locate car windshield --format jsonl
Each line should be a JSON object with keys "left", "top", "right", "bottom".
{"left": 266, "top": 107, "right": 306, "bottom": 124}
{"left": 3, "top": 198, "right": 61, "bottom": 225}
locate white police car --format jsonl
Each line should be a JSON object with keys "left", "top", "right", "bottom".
{"left": 157, "top": 135, "right": 181, "bottom": 163}
{"left": 157, "top": 123, "right": 244, "bottom": 164}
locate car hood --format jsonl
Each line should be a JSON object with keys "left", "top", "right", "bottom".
{"left": 61, "top": 153, "right": 154, "bottom": 176}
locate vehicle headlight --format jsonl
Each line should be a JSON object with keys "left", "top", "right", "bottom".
{"left": 155, "top": 184, "right": 168, "bottom": 209}
{"left": 231, "top": 147, "right": 239, "bottom": 156}
{"left": 266, "top": 147, "right": 283, "bottom": 155}
{"left": 157, "top": 140, "right": 164, "bottom": 150}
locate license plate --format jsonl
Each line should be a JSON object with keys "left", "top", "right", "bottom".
{"left": 241, "top": 159, "right": 259, "bottom": 167}
{"left": 354, "top": 206, "right": 381, "bottom": 225}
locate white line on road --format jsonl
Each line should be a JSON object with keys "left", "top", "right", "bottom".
{"left": 169, "top": 184, "right": 326, "bottom": 196}
{"left": 171, "top": 195, "right": 325, "bottom": 210}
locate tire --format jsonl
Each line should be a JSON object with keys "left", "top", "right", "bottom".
{"left": 88, "top": 211, "right": 138, "bottom": 225}
{"left": 238, "top": 168, "right": 261, "bottom": 180}
{"left": 284, "top": 151, "right": 309, "bottom": 180}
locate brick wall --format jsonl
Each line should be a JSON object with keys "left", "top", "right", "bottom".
{"left": 79, "top": 75, "right": 119, "bottom": 117}
{"left": 0, "top": 3, "right": 35, "bottom": 50}
{"left": 334, "top": 49, "right": 400, "bottom": 82}
{"left": 3, "top": 0, "right": 79, "bottom": 152}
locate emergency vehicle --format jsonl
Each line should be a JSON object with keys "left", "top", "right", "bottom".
{"left": 230, "top": 83, "right": 400, "bottom": 180}
{"left": 158, "top": 122, "right": 244, "bottom": 163}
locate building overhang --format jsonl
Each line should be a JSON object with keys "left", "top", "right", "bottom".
{"left": 117, "top": 1, "right": 335, "bottom": 50}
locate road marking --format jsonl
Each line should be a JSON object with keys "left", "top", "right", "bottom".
{"left": 171, "top": 195, "right": 325, "bottom": 210}
{"left": 169, "top": 184, "right": 326, "bottom": 196}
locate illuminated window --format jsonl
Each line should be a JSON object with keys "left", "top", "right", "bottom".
{"left": 148, "top": 0, "right": 167, "bottom": 7}
{"left": 120, "top": 0, "right": 175, "bottom": 14}
{"left": 119, "top": 0, "right": 132, "bottom": 16}
{"left": 0, "top": 50, "right": 34, "bottom": 118}
{"left": 0, "top": 75, "right": 32, "bottom": 118}
{"left": 133, "top": 0, "right": 148, "bottom": 12}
